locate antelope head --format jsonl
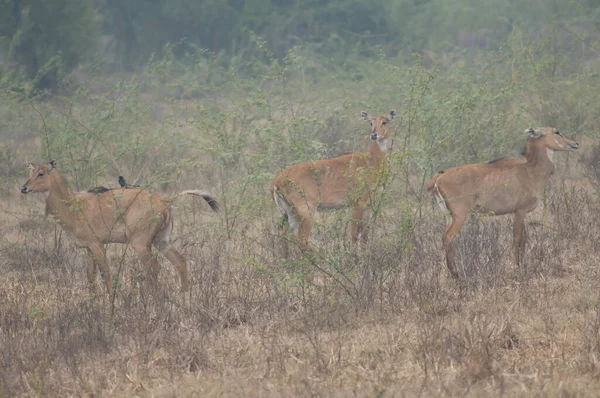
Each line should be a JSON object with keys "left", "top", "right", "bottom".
{"left": 525, "top": 127, "right": 579, "bottom": 152}
{"left": 361, "top": 109, "right": 396, "bottom": 149}
{"left": 21, "top": 160, "right": 56, "bottom": 194}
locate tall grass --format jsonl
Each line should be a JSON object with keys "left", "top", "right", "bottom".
{"left": 0, "top": 33, "right": 599, "bottom": 395}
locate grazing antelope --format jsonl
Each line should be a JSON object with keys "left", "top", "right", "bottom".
{"left": 271, "top": 110, "right": 396, "bottom": 247}
{"left": 21, "top": 161, "right": 219, "bottom": 294}
{"left": 427, "top": 127, "right": 579, "bottom": 278}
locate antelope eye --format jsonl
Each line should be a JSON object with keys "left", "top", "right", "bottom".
{"left": 554, "top": 130, "right": 560, "bottom": 135}
{"left": 381, "top": 121, "right": 387, "bottom": 126}
{"left": 37, "top": 172, "right": 44, "bottom": 177}
{"left": 369, "top": 121, "right": 373, "bottom": 126}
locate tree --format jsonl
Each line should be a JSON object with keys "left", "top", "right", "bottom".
{"left": 0, "top": 0, "right": 100, "bottom": 91}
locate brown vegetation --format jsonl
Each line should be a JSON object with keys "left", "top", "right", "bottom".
{"left": 3, "top": 174, "right": 600, "bottom": 396}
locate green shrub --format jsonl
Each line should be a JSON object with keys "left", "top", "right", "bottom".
{"left": 0, "top": 0, "right": 100, "bottom": 91}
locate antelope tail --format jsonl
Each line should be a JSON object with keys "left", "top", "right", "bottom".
{"left": 272, "top": 185, "right": 292, "bottom": 225}
{"left": 272, "top": 186, "right": 284, "bottom": 214}
{"left": 427, "top": 171, "right": 444, "bottom": 193}
{"left": 272, "top": 185, "right": 292, "bottom": 215}
{"left": 170, "top": 190, "right": 220, "bottom": 212}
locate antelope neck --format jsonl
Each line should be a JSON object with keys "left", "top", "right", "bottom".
{"left": 367, "top": 139, "right": 387, "bottom": 159}
{"left": 523, "top": 141, "right": 555, "bottom": 184}
{"left": 45, "top": 172, "right": 77, "bottom": 221}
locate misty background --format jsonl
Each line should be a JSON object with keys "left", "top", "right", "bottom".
{"left": 0, "top": 0, "right": 599, "bottom": 194}
{"left": 1, "top": 0, "right": 600, "bottom": 91}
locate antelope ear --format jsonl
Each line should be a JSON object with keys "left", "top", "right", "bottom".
{"left": 390, "top": 109, "right": 397, "bottom": 120}
{"left": 361, "top": 111, "right": 369, "bottom": 121}
{"left": 48, "top": 160, "right": 56, "bottom": 170}
{"left": 27, "top": 161, "right": 35, "bottom": 171}
{"left": 525, "top": 127, "right": 546, "bottom": 138}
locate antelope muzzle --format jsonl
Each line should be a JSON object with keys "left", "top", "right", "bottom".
{"left": 568, "top": 141, "right": 579, "bottom": 151}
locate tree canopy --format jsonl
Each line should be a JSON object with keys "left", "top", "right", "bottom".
{"left": 0, "top": 0, "right": 599, "bottom": 90}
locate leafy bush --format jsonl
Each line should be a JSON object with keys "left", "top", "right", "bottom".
{"left": 0, "top": 0, "right": 100, "bottom": 91}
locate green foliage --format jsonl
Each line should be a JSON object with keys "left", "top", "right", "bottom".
{"left": 2, "top": 0, "right": 600, "bottom": 91}
{"left": 0, "top": 0, "right": 101, "bottom": 91}
{"left": 35, "top": 0, "right": 600, "bottom": 74}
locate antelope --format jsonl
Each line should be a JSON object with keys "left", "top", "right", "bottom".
{"left": 427, "top": 127, "right": 579, "bottom": 278}
{"left": 21, "top": 161, "right": 219, "bottom": 294}
{"left": 271, "top": 110, "right": 396, "bottom": 247}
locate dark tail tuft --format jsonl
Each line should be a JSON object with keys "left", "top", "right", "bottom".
{"left": 201, "top": 195, "right": 220, "bottom": 212}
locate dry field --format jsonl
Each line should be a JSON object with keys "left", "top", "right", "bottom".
{"left": 1, "top": 137, "right": 600, "bottom": 397}
{"left": 1, "top": 65, "right": 600, "bottom": 395}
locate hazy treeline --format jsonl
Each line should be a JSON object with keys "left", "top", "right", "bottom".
{"left": 1, "top": 0, "right": 599, "bottom": 90}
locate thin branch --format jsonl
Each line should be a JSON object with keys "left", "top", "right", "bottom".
{"left": 27, "top": 99, "right": 52, "bottom": 161}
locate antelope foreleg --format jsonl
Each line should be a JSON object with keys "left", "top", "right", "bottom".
{"left": 513, "top": 211, "right": 526, "bottom": 267}
{"left": 87, "top": 260, "right": 97, "bottom": 284}
{"left": 87, "top": 245, "right": 111, "bottom": 295}
{"left": 349, "top": 203, "right": 368, "bottom": 244}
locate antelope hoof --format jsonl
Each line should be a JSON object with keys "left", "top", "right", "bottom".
{"left": 448, "top": 269, "right": 459, "bottom": 279}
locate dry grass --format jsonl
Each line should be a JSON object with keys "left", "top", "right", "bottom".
{"left": 2, "top": 156, "right": 600, "bottom": 397}
{"left": 1, "top": 73, "right": 599, "bottom": 395}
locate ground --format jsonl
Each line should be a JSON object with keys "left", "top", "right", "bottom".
{"left": 2, "top": 165, "right": 600, "bottom": 397}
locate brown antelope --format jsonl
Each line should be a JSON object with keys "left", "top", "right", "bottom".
{"left": 427, "top": 127, "right": 579, "bottom": 278}
{"left": 271, "top": 110, "right": 396, "bottom": 247}
{"left": 21, "top": 161, "right": 219, "bottom": 294}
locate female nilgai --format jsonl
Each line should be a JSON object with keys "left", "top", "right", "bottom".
{"left": 428, "top": 127, "right": 579, "bottom": 278}
{"left": 271, "top": 110, "right": 396, "bottom": 247}
{"left": 21, "top": 161, "right": 219, "bottom": 294}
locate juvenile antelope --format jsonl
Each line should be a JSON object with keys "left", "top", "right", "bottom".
{"left": 271, "top": 110, "right": 396, "bottom": 247}
{"left": 21, "top": 161, "right": 219, "bottom": 294}
{"left": 427, "top": 127, "right": 579, "bottom": 277}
